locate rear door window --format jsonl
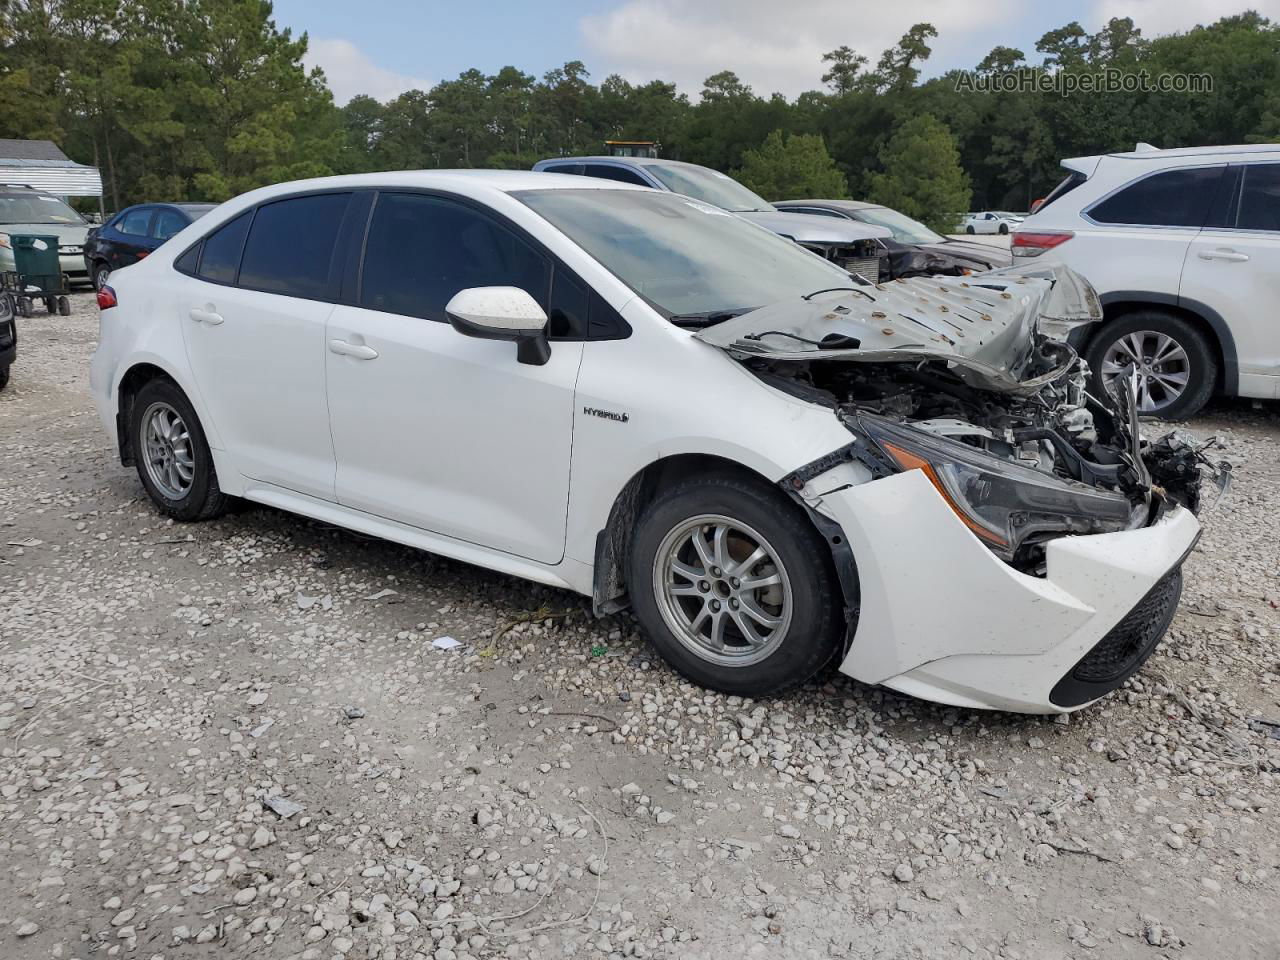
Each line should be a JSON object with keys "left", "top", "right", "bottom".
{"left": 582, "top": 164, "right": 649, "bottom": 186}
{"left": 359, "top": 193, "right": 550, "bottom": 322}
{"left": 196, "top": 212, "right": 252, "bottom": 284}
{"left": 1088, "top": 166, "right": 1225, "bottom": 227}
{"left": 117, "top": 208, "right": 153, "bottom": 236}
{"left": 1235, "top": 163, "right": 1280, "bottom": 231}
{"left": 238, "top": 193, "right": 351, "bottom": 300}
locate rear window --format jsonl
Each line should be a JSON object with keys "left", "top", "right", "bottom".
{"left": 1088, "top": 166, "right": 1225, "bottom": 227}
{"left": 238, "top": 193, "right": 350, "bottom": 300}
{"left": 1034, "top": 172, "right": 1086, "bottom": 213}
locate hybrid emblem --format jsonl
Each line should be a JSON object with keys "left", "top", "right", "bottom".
{"left": 584, "top": 406, "right": 629, "bottom": 423}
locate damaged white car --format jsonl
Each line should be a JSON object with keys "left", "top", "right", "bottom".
{"left": 90, "top": 172, "right": 1223, "bottom": 714}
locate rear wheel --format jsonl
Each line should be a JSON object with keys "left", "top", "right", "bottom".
{"left": 1085, "top": 311, "right": 1216, "bottom": 420}
{"left": 0, "top": 365, "right": 9, "bottom": 391}
{"left": 965, "top": 225, "right": 976, "bottom": 234}
{"left": 93, "top": 261, "right": 110, "bottom": 291}
{"left": 628, "top": 472, "right": 845, "bottom": 696}
{"left": 129, "top": 378, "right": 229, "bottom": 521}
{"left": 998, "top": 223, "right": 1009, "bottom": 235}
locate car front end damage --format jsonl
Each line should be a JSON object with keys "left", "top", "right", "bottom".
{"left": 697, "top": 265, "right": 1228, "bottom": 713}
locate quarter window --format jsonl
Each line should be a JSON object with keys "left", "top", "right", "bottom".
{"left": 1088, "top": 166, "right": 1225, "bottom": 227}
{"left": 582, "top": 164, "right": 650, "bottom": 186}
{"left": 196, "top": 211, "right": 252, "bottom": 284}
{"left": 359, "top": 193, "right": 550, "bottom": 322}
{"left": 1236, "top": 163, "right": 1280, "bottom": 231}
{"left": 238, "top": 193, "right": 350, "bottom": 299}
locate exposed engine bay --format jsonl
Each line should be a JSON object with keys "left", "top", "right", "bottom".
{"left": 695, "top": 265, "right": 1229, "bottom": 573}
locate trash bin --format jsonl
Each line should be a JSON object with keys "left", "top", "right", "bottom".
{"left": 5, "top": 234, "right": 70, "bottom": 316}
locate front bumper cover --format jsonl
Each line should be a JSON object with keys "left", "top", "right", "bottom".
{"left": 807, "top": 465, "right": 1200, "bottom": 714}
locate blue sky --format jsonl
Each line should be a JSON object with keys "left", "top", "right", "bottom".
{"left": 269, "top": 0, "right": 1279, "bottom": 104}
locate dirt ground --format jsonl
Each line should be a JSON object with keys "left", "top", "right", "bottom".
{"left": 2, "top": 293, "right": 1278, "bottom": 960}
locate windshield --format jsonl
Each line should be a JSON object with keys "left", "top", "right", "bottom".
{"left": 516, "top": 188, "right": 852, "bottom": 318}
{"left": 0, "top": 191, "right": 86, "bottom": 225}
{"left": 642, "top": 163, "right": 773, "bottom": 213}
{"left": 851, "top": 206, "right": 943, "bottom": 244}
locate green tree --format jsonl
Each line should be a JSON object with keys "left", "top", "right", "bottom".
{"left": 821, "top": 45, "right": 867, "bottom": 95}
{"left": 732, "top": 130, "right": 847, "bottom": 200}
{"left": 872, "top": 23, "right": 937, "bottom": 92}
{"left": 867, "top": 114, "right": 971, "bottom": 233}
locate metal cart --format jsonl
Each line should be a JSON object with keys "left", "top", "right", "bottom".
{"left": 2, "top": 233, "right": 71, "bottom": 316}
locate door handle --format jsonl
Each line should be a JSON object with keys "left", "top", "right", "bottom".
{"left": 328, "top": 339, "right": 378, "bottom": 360}
{"left": 188, "top": 307, "right": 224, "bottom": 325}
{"left": 1198, "top": 248, "right": 1250, "bottom": 262}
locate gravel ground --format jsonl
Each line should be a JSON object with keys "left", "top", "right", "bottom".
{"left": 2, "top": 293, "right": 1279, "bottom": 960}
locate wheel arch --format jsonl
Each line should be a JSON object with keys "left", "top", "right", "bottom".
{"left": 1093, "top": 291, "right": 1238, "bottom": 396}
{"left": 590, "top": 452, "right": 858, "bottom": 633}
{"left": 114, "top": 360, "right": 209, "bottom": 467}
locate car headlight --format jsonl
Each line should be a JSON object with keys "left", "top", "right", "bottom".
{"left": 855, "top": 414, "right": 1134, "bottom": 559}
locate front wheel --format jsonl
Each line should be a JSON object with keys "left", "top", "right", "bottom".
{"left": 129, "top": 378, "right": 230, "bottom": 521}
{"left": 1084, "top": 311, "right": 1217, "bottom": 420}
{"left": 628, "top": 473, "right": 845, "bottom": 697}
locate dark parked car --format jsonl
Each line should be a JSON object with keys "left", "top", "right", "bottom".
{"left": 773, "top": 199, "right": 1013, "bottom": 278}
{"left": 0, "top": 288, "right": 15, "bottom": 390}
{"left": 84, "top": 202, "right": 215, "bottom": 290}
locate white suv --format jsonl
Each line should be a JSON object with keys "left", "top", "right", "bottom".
{"left": 1014, "top": 143, "right": 1280, "bottom": 418}
{"left": 90, "top": 170, "right": 1211, "bottom": 714}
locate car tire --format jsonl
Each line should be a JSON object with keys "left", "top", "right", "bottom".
{"left": 93, "top": 262, "right": 110, "bottom": 291}
{"left": 129, "top": 378, "right": 230, "bottom": 521}
{"left": 1084, "top": 311, "right": 1217, "bottom": 420}
{"left": 0, "top": 365, "right": 9, "bottom": 391}
{"left": 965, "top": 226, "right": 975, "bottom": 234}
{"left": 998, "top": 223, "right": 1009, "bottom": 235}
{"left": 627, "top": 471, "right": 845, "bottom": 697}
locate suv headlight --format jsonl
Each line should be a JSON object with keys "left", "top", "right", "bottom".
{"left": 856, "top": 414, "right": 1134, "bottom": 559}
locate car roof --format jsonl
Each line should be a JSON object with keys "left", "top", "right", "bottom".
{"left": 1104, "top": 143, "right": 1280, "bottom": 161}
{"left": 536, "top": 156, "right": 716, "bottom": 174}
{"left": 257, "top": 169, "right": 645, "bottom": 196}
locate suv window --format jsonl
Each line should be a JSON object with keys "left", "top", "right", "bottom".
{"left": 582, "top": 164, "right": 649, "bottom": 186}
{"left": 153, "top": 208, "right": 188, "bottom": 241}
{"left": 1236, "top": 163, "right": 1280, "bottom": 231}
{"left": 196, "top": 211, "right": 252, "bottom": 284}
{"left": 540, "top": 163, "right": 582, "bottom": 176}
{"left": 239, "top": 193, "right": 350, "bottom": 299}
{"left": 118, "top": 208, "right": 152, "bottom": 235}
{"left": 1088, "top": 166, "right": 1225, "bottom": 227}
{"left": 360, "top": 193, "right": 550, "bottom": 322}
{"left": 1035, "top": 172, "right": 1086, "bottom": 213}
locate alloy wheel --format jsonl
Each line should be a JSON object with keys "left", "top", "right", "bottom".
{"left": 1100, "top": 330, "right": 1191, "bottom": 414}
{"left": 142, "top": 401, "right": 195, "bottom": 499}
{"left": 652, "top": 514, "right": 793, "bottom": 667}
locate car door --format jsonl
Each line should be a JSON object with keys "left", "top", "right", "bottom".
{"left": 1181, "top": 162, "right": 1280, "bottom": 396}
{"left": 325, "top": 191, "right": 583, "bottom": 564}
{"left": 110, "top": 207, "right": 155, "bottom": 267}
{"left": 178, "top": 192, "right": 354, "bottom": 499}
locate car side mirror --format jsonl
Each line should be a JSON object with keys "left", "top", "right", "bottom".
{"left": 445, "top": 286, "right": 551, "bottom": 365}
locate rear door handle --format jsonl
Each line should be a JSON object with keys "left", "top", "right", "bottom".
{"left": 328, "top": 339, "right": 378, "bottom": 360}
{"left": 188, "top": 307, "right": 224, "bottom": 325}
{"left": 1198, "top": 248, "right": 1250, "bottom": 262}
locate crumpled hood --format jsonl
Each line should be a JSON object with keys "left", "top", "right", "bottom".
{"left": 739, "top": 210, "right": 892, "bottom": 245}
{"left": 694, "top": 264, "right": 1103, "bottom": 395}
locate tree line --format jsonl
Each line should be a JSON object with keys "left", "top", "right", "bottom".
{"left": 3, "top": 2, "right": 1279, "bottom": 231}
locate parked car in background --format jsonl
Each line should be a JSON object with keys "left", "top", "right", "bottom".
{"left": 84, "top": 202, "right": 216, "bottom": 290}
{"left": 531, "top": 156, "right": 891, "bottom": 281}
{"left": 0, "top": 286, "right": 15, "bottom": 390}
{"left": 964, "top": 211, "right": 1024, "bottom": 235}
{"left": 774, "top": 199, "right": 1012, "bottom": 278}
{"left": 91, "top": 170, "right": 1217, "bottom": 714}
{"left": 1014, "top": 142, "right": 1280, "bottom": 418}
{"left": 0, "top": 184, "right": 91, "bottom": 284}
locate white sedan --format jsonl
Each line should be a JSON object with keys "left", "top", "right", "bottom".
{"left": 90, "top": 171, "right": 1212, "bottom": 713}
{"left": 964, "top": 211, "right": 1025, "bottom": 235}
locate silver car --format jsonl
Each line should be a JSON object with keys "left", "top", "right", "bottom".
{"left": 531, "top": 156, "right": 891, "bottom": 282}
{"left": 0, "top": 185, "right": 92, "bottom": 283}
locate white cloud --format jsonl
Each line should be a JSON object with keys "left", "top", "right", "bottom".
{"left": 579, "top": 0, "right": 1023, "bottom": 99}
{"left": 1089, "top": 0, "right": 1280, "bottom": 35}
{"left": 304, "top": 38, "right": 430, "bottom": 105}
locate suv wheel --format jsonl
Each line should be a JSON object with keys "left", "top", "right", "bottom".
{"left": 1085, "top": 311, "right": 1217, "bottom": 420}
{"left": 129, "top": 378, "right": 230, "bottom": 521}
{"left": 628, "top": 472, "right": 844, "bottom": 696}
